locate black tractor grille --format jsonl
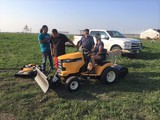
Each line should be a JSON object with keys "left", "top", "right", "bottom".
{"left": 58, "top": 59, "right": 62, "bottom": 69}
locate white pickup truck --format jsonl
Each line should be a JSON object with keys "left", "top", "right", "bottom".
{"left": 73, "top": 29, "right": 142, "bottom": 54}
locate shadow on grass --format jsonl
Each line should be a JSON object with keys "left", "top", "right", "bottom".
{"left": 50, "top": 81, "right": 99, "bottom": 101}
{"left": 49, "top": 71, "right": 160, "bottom": 101}
{"left": 125, "top": 62, "right": 145, "bottom": 68}
{"left": 133, "top": 52, "right": 160, "bottom": 60}
{"left": 126, "top": 45, "right": 160, "bottom": 60}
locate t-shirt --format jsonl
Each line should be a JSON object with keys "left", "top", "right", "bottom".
{"left": 94, "top": 41, "right": 106, "bottom": 59}
{"left": 38, "top": 33, "right": 51, "bottom": 53}
{"left": 81, "top": 35, "right": 95, "bottom": 52}
{"left": 50, "top": 34, "right": 69, "bottom": 57}
{"left": 95, "top": 41, "right": 104, "bottom": 53}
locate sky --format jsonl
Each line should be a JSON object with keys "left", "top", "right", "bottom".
{"left": 0, "top": 0, "right": 160, "bottom": 34}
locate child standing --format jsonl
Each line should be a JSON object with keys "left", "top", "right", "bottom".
{"left": 38, "top": 25, "right": 53, "bottom": 73}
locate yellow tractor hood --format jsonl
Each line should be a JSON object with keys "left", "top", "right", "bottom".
{"left": 58, "top": 52, "right": 83, "bottom": 60}
{"left": 57, "top": 52, "right": 85, "bottom": 76}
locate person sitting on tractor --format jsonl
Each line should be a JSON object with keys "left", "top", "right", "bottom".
{"left": 80, "top": 29, "right": 95, "bottom": 52}
{"left": 89, "top": 33, "right": 106, "bottom": 73}
{"left": 78, "top": 29, "right": 95, "bottom": 62}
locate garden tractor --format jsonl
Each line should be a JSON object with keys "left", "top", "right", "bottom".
{"left": 34, "top": 50, "right": 128, "bottom": 93}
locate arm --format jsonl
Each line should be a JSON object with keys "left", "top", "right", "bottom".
{"left": 50, "top": 36, "right": 54, "bottom": 56}
{"left": 39, "top": 37, "right": 50, "bottom": 44}
{"left": 97, "top": 45, "right": 103, "bottom": 55}
{"left": 92, "top": 45, "right": 96, "bottom": 52}
{"left": 38, "top": 34, "right": 50, "bottom": 44}
{"left": 68, "top": 40, "right": 77, "bottom": 47}
{"left": 91, "top": 36, "right": 95, "bottom": 49}
{"left": 63, "top": 34, "right": 77, "bottom": 47}
{"left": 50, "top": 43, "right": 54, "bottom": 56}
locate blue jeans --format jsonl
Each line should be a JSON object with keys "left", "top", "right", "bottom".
{"left": 41, "top": 51, "right": 53, "bottom": 73}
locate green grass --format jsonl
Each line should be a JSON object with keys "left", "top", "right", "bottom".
{"left": 0, "top": 33, "right": 160, "bottom": 120}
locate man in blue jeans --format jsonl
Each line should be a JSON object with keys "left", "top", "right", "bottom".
{"left": 38, "top": 25, "right": 53, "bottom": 73}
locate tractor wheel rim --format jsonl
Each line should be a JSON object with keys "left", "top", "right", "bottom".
{"left": 106, "top": 71, "right": 116, "bottom": 82}
{"left": 70, "top": 81, "right": 78, "bottom": 90}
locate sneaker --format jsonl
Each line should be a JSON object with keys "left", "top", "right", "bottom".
{"left": 51, "top": 75, "right": 58, "bottom": 83}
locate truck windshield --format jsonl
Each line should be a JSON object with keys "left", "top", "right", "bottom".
{"left": 107, "top": 31, "right": 125, "bottom": 38}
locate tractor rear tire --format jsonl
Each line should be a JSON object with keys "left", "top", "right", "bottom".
{"left": 100, "top": 67, "right": 118, "bottom": 85}
{"left": 65, "top": 76, "right": 79, "bottom": 92}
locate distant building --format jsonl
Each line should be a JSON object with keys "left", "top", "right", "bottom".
{"left": 140, "top": 29, "right": 160, "bottom": 39}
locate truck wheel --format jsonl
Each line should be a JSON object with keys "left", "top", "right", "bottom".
{"left": 65, "top": 76, "right": 79, "bottom": 91}
{"left": 111, "top": 46, "right": 121, "bottom": 51}
{"left": 100, "top": 67, "right": 118, "bottom": 85}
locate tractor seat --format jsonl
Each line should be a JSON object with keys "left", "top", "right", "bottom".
{"left": 95, "top": 54, "right": 110, "bottom": 66}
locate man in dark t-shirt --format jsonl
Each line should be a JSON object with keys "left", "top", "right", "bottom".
{"left": 50, "top": 29, "right": 76, "bottom": 67}
{"left": 51, "top": 33, "right": 68, "bottom": 57}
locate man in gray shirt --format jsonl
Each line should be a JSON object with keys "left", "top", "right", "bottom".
{"left": 78, "top": 29, "right": 95, "bottom": 73}
{"left": 80, "top": 29, "right": 95, "bottom": 52}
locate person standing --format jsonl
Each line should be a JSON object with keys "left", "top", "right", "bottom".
{"left": 50, "top": 29, "right": 76, "bottom": 68}
{"left": 38, "top": 25, "right": 53, "bottom": 73}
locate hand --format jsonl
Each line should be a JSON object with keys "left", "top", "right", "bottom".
{"left": 43, "top": 37, "right": 50, "bottom": 43}
{"left": 87, "top": 52, "right": 93, "bottom": 57}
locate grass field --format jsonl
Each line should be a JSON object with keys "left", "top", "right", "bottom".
{"left": 0, "top": 33, "right": 160, "bottom": 120}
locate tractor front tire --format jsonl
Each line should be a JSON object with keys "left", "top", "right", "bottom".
{"left": 65, "top": 76, "right": 79, "bottom": 92}
{"left": 100, "top": 67, "right": 118, "bottom": 85}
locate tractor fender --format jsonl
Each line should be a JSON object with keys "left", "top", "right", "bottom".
{"left": 111, "top": 65, "right": 129, "bottom": 78}
{"left": 96, "top": 62, "right": 113, "bottom": 76}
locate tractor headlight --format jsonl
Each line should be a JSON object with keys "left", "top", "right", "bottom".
{"left": 65, "top": 59, "right": 72, "bottom": 62}
{"left": 124, "top": 42, "right": 131, "bottom": 49}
